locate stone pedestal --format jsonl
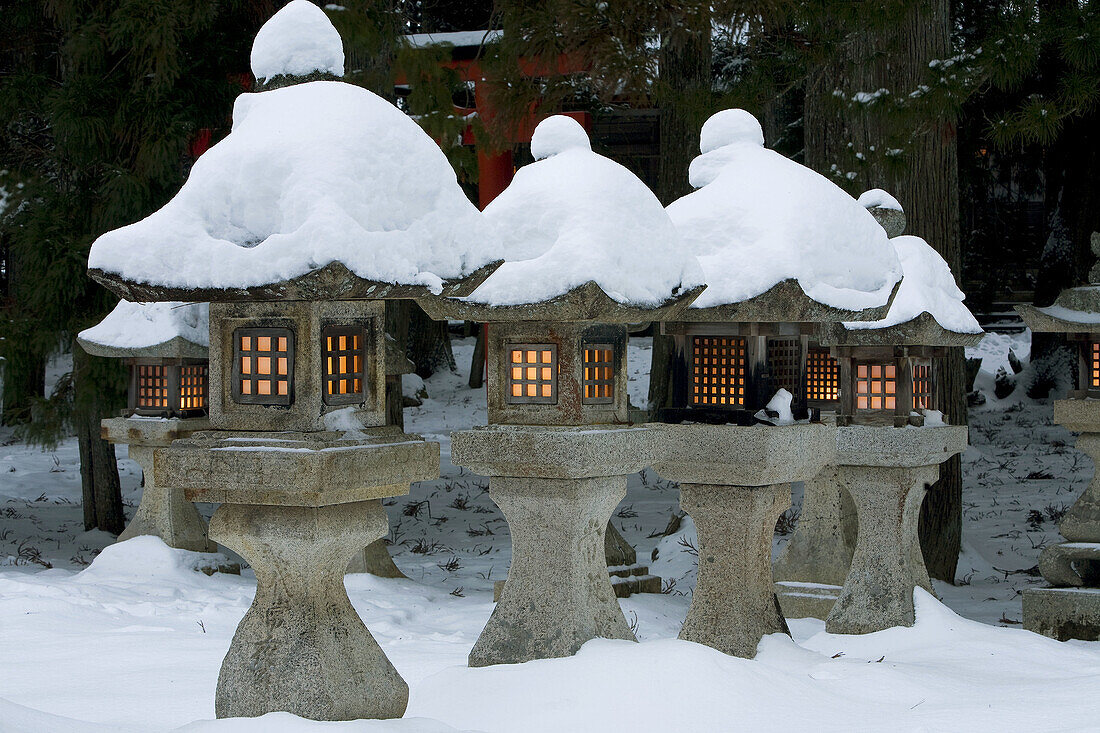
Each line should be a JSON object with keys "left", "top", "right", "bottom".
{"left": 157, "top": 427, "right": 438, "bottom": 721}
{"left": 1023, "top": 400, "right": 1100, "bottom": 640}
{"left": 825, "top": 425, "right": 968, "bottom": 635}
{"left": 653, "top": 423, "right": 836, "bottom": 658}
{"left": 102, "top": 417, "right": 214, "bottom": 552}
{"left": 452, "top": 425, "right": 657, "bottom": 667}
{"left": 773, "top": 466, "right": 857, "bottom": 619}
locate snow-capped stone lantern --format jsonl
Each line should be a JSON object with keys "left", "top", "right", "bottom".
{"left": 418, "top": 115, "right": 704, "bottom": 667}
{"left": 1017, "top": 231, "right": 1100, "bottom": 641}
{"left": 76, "top": 301, "right": 215, "bottom": 553}
{"left": 85, "top": 2, "right": 499, "bottom": 722}
{"left": 652, "top": 110, "right": 904, "bottom": 658}
{"left": 774, "top": 192, "right": 982, "bottom": 633}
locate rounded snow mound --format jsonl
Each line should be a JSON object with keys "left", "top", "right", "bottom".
{"left": 530, "top": 115, "right": 591, "bottom": 160}
{"left": 668, "top": 108, "right": 901, "bottom": 311}
{"left": 847, "top": 234, "right": 982, "bottom": 333}
{"left": 858, "top": 188, "right": 904, "bottom": 212}
{"left": 468, "top": 116, "right": 703, "bottom": 307}
{"left": 75, "top": 536, "right": 221, "bottom": 587}
{"left": 79, "top": 301, "right": 208, "bottom": 350}
{"left": 699, "top": 108, "right": 764, "bottom": 153}
{"left": 251, "top": 0, "right": 345, "bottom": 82}
{"left": 88, "top": 81, "right": 494, "bottom": 293}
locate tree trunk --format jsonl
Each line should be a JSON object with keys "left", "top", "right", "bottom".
{"left": 408, "top": 302, "right": 455, "bottom": 379}
{"left": 73, "top": 343, "right": 124, "bottom": 535}
{"left": 468, "top": 324, "right": 486, "bottom": 389}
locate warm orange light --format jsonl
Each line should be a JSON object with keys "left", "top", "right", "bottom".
{"left": 691, "top": 336, "right": 746, "bottom": 407}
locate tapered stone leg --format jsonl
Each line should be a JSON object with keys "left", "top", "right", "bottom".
{"left": 211, "top": 499, "right": 408, "bottom": 720}
{"left": 679, "top": 483, "right": 791, "bottom": 658}
{"left": 118, "top": 445, "right": 214, "bottom": 552}
{"left": 1060, "top": 433, "right": 1100, "bottom": 542}
{"left": 826, "top": 465, "right": 938, "bottom": 635}
{"left": 346, "top": 538, "right": 408, "bottom": 578}
{"left": 773, "top": 467, "right": 857, "bottom": 587}
{"left": 468, "top": 476, "right": 635, "bottom": 667}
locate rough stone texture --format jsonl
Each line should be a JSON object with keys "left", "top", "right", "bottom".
{"left": 1052, "top": 407, "right": 1100, "bottom": 543}
{"left": 825, "top": 463, "right": 939, "bottom": 634}
{"left": 78, "top": 334, "right": 207, "bottom": 360}
{"left": 652, "top": 424, "right": 834, "bottom": 657}
{"left": 102, "top": 417, "right": 213, "bottom": 552}
{"left": 1017, "top": 300, "right": 1100, "bottom": 334}
{"left": 90, "top": 258, "right": 501, "bottom": 304}
{"left": 209, "top": 300, "right": 387, "bottom": 433}
{"left": 416, "top": 280, "right": 704, "bottom": 324}
{"left": 820, "top": 312, "right": 984, "bottom": 349}
{"left": 485, "top": 322, "right": 629, "bottom": 426}
{"left": 673, "top": 278, "right": 899, "bottom": 324}
{"left": 773, "top": 466, "right": 858, "bottom": 588}
{"left": 868, "top": 205, "right": 907, "bottom": 238}
{"left": 653, "top": 423, "right": 837, "bottom": 485}
{"left": 451, "top": 424, "right": 657, "bottom": 479}
{"left": 834, "top": 424, "right": 969, "bottom": 468}
{"left": 1038, "top": 543, "right": 1100, "bottom": 587}
{"left": 1053, "top": 399, "right": 1100, "bottom": 434}
{"left": 678, "top": 482, "right": 791, "bottom": 657}
{"left": 346, "top": 539, "right": 407, "bottom": 578}
{"left": 468, "top": 475, "right": 636, "bottom": 667}
{"left": 775, "top": 581, "right": 842, "bottom": 620}
{"left": 159, "top": 427, "right": 436, "bottom": 506}
{"left": 210, "top": 499, "right": 408, "bottom": 720}
{"left": 1023, "top": 587, "right": 1100, "bottom": 641}
{"left": 605, "top": 521, "right": 637, "bottom": 566}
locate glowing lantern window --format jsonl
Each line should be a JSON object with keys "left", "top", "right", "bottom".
{"left": 136, "top": 364, "right": 170, "bottom": 410}
{"left": 805, "top": 348, "right": 839, "bottom": 403}
{"left": 322, "top": 325, "right": 367, "bottom": 406}
{"left": 506, "top": 344, "right": 557, "bottom": 404}
{"left": 855, "top": 362, "right": 896, "bottom": 411}
{"left": 178, "top": 364, "right": 208, "bottom": 412}
{"left": 691, "top": 336, "right": 746, "bottom": 408}
{"left": 582, "top": 343, "right": 615, "bottom": 405}
{"left": 234, "top": 327, "right": 294, "bottom": 405}
{"left": 912, "top": 362, "right": 932, "bottom": 411}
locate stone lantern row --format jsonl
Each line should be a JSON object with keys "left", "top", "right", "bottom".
{"left": 74, "top": 1, "right": 990, "bottom": 723}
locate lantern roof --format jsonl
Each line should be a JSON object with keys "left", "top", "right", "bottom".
{"left": 1017, "top": 234, "right": 1100, "bottom": 333}
{"left": 77, "top": 301, "right": 209, "bottom": 359}
{"left": 250, "top": 0, "right": 345, "bottom": 86}
{"left": 88, "top": 10, "right": 500, "bottom": 303}
{"left": 666, "top": 109, "right": 903, "bottom": 323}
{"left": 420, "top": 115, "right": 705, "bottom": 322}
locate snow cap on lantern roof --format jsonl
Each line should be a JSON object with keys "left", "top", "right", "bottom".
{"left": 87, "top": 82, "right": 501, "bottom": 301}
{"left": 77, "top": 301, "right": 209, "bottom": 359}
{"left": 1018, "top": 233, "right": 1100, "bottom": 333}
{"left": 825, "top": 233, "right": 983, "bottom": 347}
{"left": 419, "top": 115, "right": 705, "bottom": 323}
{"left": 251, "top": 0, "right": 345, "bottom": 87}
{"left": 666, "top": 109, "right": 903, "bottom": 323}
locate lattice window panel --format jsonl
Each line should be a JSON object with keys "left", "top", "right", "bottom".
{"left": 582, "top": 343, "right": 615, "bottom": 404}
{"left": 691, "top": 336, "right": 746, "bottom": 408}
{"left": 855, "top": 362, "right": 897, "bottom": 411}
{"left": 179, "top": 364, "right": 208, "bottom": 412}
{"left": 322, "top": 325, "right": 366, "bottom": 406}
{"left": 1092, "top": 343, "right": 1100, "bottom": 391}
{"left": 805, "top": 348, "right": 839, "bottom": 403}
{"left": 506, "top": 345, "right": 557, "bottom": 404}
{"left": 912, "top": 362, "right": 932, "bottom": 411}
{"left": 767, "top": 338, "right": 802, "bottom": 398}
{"left": 136, "top": 365, "right": 169, "bottom": 410}
{"left": 234, "top": 328, "right": 294, "bottom": 405}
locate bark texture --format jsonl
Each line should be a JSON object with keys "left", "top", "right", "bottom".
{"left": 73, "top": 343, "right": 125, "bottom": 535}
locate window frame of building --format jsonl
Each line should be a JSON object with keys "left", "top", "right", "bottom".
{"left": 854, "top": 361, "right": 897, "bottom": 412}
{"left": 581, "top": 342, "right": 615, "bottom": 405}
{"left": 321, "top": 324, "right": 368, "bottom": 406}
{"left": 505, "top": 343, "right": 558, "bottom": 405}
{"left": 233, "top": 327, "right": 295, "bottom": 406}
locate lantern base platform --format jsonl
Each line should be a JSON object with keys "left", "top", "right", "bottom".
{"left": 775, "top": 582, "right": 841, "bottom": 621}
{"left": 102, "top": 417, "right": 214, "bottom": 553}
{"left": 157, "top": 426, "right": 438, "bottom": 507}
{"left": 652, "top": 423, "right": 836, "bottom": 658}
{"left": 1023, "top": 587, "right": 1100, "bottom": 642}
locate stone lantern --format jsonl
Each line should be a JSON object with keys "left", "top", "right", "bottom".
{"left": 419, "top": 115, "right": 704, "bottom": 667}
{"left": 84, "top": 1, "right": 499, "bottom": 721}
{"left": 76, "top": 300, "right": 215, "bottom": 552}
{"left": 1018, "top": 232, "right": 1100, "bottom": 641}
{"left": 775, "top": 191, "right": 982, "bottom": 634}
{"left": 653, "top": 110, "right": 904, "bottom": 657}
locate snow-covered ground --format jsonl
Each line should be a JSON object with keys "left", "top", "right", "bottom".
{"left": 1, "top": 333, "right": 1098, "bottom": 732}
